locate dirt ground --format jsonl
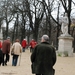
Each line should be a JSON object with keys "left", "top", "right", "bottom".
{"left": 0, "top": 49, "right": 75, "bottom": 75}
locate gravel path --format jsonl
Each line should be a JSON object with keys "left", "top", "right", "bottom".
{"left": 0, "top": 49, "right": 75, "bottom": 75}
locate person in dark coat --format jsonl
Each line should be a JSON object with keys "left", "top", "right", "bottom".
{"left": 2, "top": 37, "right": 11, "bottom": 66}
{"left": 31, "top": 35, "right": 57, "bottom": 75}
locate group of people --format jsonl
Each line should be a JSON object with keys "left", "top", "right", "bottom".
{"left": 0, "top": 37, "right": 37, "bottom": 66}
{"left": 0, "top": 34, "right": 57, "bottom": 75}
{"left": 0, "top": 37, "right": 22, "bottom": 66}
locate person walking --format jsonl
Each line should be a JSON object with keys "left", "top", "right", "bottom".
{"left": 2, "top": 37, "right": 11, "bottom": 66}
{"left": 0, "top": 40, "right": 3, "bottom": 66}
{"left": 29, "top": 39, "right": 37, "bottom": 52}
{"left": 31, "top": 35, "right": 57, "bottom": 75}
{"left": 21, "top": 39, "right": 27, "bottom": 52}
{"left": 11, "top": 39, "right": 22, "bottom": 66}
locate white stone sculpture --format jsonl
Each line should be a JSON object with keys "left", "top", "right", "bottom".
{"left": 0, "top": 26, "right": 3, "bottom": 40}
{"left": 61, "top": 13, "right": 70, "bottom": 36}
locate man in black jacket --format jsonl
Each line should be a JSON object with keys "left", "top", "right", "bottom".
{"left": 31, "top": 35, "right": 56, "bottom": 75}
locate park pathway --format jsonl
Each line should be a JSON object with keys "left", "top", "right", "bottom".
{"left": 0, "top": 49, "right": 75, "bottom": 75}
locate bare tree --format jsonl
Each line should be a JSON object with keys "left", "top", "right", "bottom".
{"left": 1, "top": 0, "right": 15, "bottom": 38}
{"left": 26, "top": 0, "right": 44, "bottom": 41}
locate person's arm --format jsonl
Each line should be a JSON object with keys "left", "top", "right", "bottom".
{"left": 7, "top": 42, "right": 11, "bottom": 53}
{"left": 20, "top": 45, "right": 22, "bottom": 53}
{"left": 52, "top": 47, "right": 57, "bottom": 66}
{"left": 31, "top": 46, "right": 37, "bottom": 63}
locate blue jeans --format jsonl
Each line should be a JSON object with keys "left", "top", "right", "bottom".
{"left": 12, "top": 55, "right": 19, "bottom": 66}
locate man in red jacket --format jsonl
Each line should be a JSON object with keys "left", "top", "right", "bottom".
{"left": 29, "top": 39, "right": 37, "bottom": 52}
{"left": 21, "top": 39, "right": 27, "bottom": 52}
{"left": 2, "top": 37, "right": 11, "bottom": 66}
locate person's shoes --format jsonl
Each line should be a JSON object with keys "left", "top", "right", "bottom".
{"left": 5, "top": 63, "right": 7, "bottom": 66}
{"left": 12, "top": 64, "right": 14, "bottom": 66}
{"left": 2, "top": 64, "right": 4, "bottom": 66}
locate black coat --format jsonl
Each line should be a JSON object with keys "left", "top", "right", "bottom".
{"left": 31, "top": 42, "right": 56, "bottom": 75}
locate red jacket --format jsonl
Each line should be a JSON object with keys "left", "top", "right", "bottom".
{"left": 0, "top": 41, "right": 2, "bottom": 49}
{"left": 30, "top": 40, "right": 37, "bottom": 48}
{"left": 21, "top": 40, "right": 27, "bottom": 48}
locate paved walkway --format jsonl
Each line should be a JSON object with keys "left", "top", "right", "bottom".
{"left": 0, "top": 49, "right": 75, "bottom": 75}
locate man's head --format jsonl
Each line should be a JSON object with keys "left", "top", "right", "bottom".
{"left": 41, "top": 35, "right": 49, "bottom": 42}
{"left": 15, "top": 39, "right": 20, "bottom": 42}
{"left": 7, "top": 37, "right": 10, "bottom": 41}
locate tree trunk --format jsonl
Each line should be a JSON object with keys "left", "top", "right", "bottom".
{"left": 6, "top": 22, "right": 9, "bottom": 38}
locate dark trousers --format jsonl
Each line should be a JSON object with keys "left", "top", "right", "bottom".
{"left": 36, "top": 74, "right": 44, "bottom": 75}
{"left": 30, "top": 47, "right": 34, "bottom": 52}
{"left": 12, "top": 55, "right": 19, "bottom": 66}
{"left": 2, "top": 53, "right": 9, "bottom": 66}
{"left": 36, "top": 69, "right": 55, "bottom": 75}
{"left": 22, "top": 47, "right": 25, "bottom": 52}
{"left": 0, "top": 50, "right": 3, "bottom": 65}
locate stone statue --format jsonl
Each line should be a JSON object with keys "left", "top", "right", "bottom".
{"left": 0, "top": 26, "right": 3, "bottom": 40}
{"left": 61, "top": 13, "right": 70, "bottom": 36}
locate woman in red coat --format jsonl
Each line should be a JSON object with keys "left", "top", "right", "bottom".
{"left": 21, "top": 39, "right": 27, "bottom": 52}
{"left": 29, "top": 39, "right": 37, "bottom": 52}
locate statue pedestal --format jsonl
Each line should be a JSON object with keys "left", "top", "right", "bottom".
{"left": 58, "top": 35, "right": 74, "bottom": 57}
